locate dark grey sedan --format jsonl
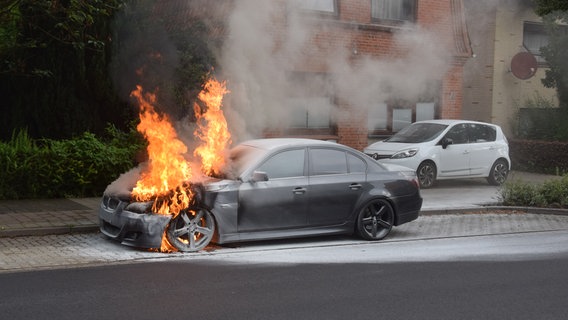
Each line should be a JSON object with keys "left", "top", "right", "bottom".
{"left": 99, "top": 138, "right": 422, "bottom": 252}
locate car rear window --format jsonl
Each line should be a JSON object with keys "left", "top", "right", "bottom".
{"left": 469, "top": 124, "right": 497, "bottom": 142}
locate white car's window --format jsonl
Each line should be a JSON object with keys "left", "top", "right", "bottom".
{"left": 444, "top": 124, "right": 469, "bottom": 144}
{"left": 257, "top": 149, "right": 305, "bottom": 179}
{"left": 469, "top": 124, "right": 497, "bottom": 142}
{"left": 310, "top": 148, "right": 348, "bottom": 175}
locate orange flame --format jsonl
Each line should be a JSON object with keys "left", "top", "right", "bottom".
{"left": 194, "top": 77, "right": 232, "bottom": 176}
{"left": 128, "top": 77, "right": 231, "bottom": 253}
{"left": 130, "top": 85, "right": 193, "bottom": 216}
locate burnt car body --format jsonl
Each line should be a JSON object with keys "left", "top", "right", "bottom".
{"left": 99, "top": 138, "right": 423, "bottom": 252}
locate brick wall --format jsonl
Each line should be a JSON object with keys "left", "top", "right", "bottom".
{"left": 269, "top": 0, "right": 470, "bottom": 150}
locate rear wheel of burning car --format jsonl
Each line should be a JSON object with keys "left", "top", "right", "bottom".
{"left": 356, "top": 198, "right": 394, "bottom": 241}
{"left": 166, "top": 206, "right": 215, "bottom": 252}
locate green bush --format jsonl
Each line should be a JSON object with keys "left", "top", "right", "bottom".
{"left": 0, "top": 127, "right": 144, "bottom": 199}
{"left": 509, "top": 139, "right": 568, "bottom": 175}
{"left": 499, "top": 175, "right": 568, "bottom": 208}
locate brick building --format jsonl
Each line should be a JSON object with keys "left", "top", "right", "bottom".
{"left": 159, "top": 0, "right": 473, "bottom": 150}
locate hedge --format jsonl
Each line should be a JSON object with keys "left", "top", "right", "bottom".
{"left": 509, "top": 139, "right": 568, "bottom": 175}
{"left": 0, "top": 129, "right": 143, "bottom": 200}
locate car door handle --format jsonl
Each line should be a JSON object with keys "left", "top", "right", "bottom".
{"left": 293, "top": 187, "right": 307, "bottom": 194}
{"left": 349, "top": 183, "right": 362, "bottom": 190}
{"left": 463, "top": 150, "right": 470, "bottom": 154}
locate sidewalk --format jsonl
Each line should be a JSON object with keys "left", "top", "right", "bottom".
{"left": 0, "top": 198, "right": 100, "bottom": 237}
{"left": 0, "top": 171, "right": 565, "bottom": 238}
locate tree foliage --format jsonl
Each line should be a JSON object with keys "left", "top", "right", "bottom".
{"left": 0, "top": 0, "right": 220, "bottom": 141}
{"left": 0, "top": 0, "right": 131, "bottom": 140}
{"left": 533, "top": 0, "right": 568, "bottom": 16}
{"left": 533, "top": 0, "right": 568, "bottom": 109}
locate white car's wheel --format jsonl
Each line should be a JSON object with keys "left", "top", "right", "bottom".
{"left": 417, "top": 161, "right": 436, "bottom": 188}
{"left": 487, "top": 159, "right": 509, "bottom": 186}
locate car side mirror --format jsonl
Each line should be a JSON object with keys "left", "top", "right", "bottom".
{"left": 250, "top": 171, "right": 269, "bottom": 182}
{"left": 441, "top": 137, "right": 453, "bottom": 149}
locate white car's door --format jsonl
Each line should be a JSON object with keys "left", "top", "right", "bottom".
{"left": 467, "top": 123, "right": 499, "bottom": 175}
{"left": 437, "top": 123, "right": 471, "bottom": 177}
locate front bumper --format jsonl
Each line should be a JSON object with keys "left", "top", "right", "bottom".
{"left": 98, "top": 196, "right": 172, "bottom": 249}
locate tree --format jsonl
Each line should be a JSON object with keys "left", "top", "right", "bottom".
{"left": 533, "top": 0, "right": 568, "bottom": 109}
{"left": 0, "top": 0, "right": 130, "bottom": 140}
{"left": 0, "top": 0, "right": 221, "bottom": 140}
{"left": 533, "top": 0, "right": 568, "bottom": 16}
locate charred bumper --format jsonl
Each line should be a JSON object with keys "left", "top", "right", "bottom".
{"left": 98, "top": 195, "right": 171, "bottom": 249}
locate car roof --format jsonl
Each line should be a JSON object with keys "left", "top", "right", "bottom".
{"left": 239, "top": 138, "right": 339, "bottom": 151}
{"left": 414, "top": 119, "right": 499, "bottom": 127}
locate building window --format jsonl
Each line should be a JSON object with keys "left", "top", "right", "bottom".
{"left": 288, "top": 97, "right": 332, "bottom": 129}
{"left": 368, "top": 101, "right": 437, "bottom": 136}
{"left": 371, "top": 0, "right": 416, "bottom": 23}
{"left": 293, "top": 0, "right": 337, "bottom": 14}
{"left": 523, "top": 22, "right": 548, "bottom": 64}
{"left": 416, "top": 102, "right": 435, "bottom": 122}
{"left": 367, "top": 103, "right": 388, "bottom": 131}
{"left": 392, "top": 108, "right": 412, "bottom": 132}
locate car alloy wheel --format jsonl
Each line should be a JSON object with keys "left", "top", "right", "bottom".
{"left": 166, "top": 207, "right": 215, "bottom": 252}
{"left": 487, "top": 159, "right": 509, "bottom": 186}
{"left": 356, "top": 198, "right": 394, "bottom": 241}
{"left": 417, "top": 161, "right": 436, "bottom": 188}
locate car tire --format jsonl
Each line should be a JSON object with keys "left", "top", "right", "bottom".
{"left": 487, "top": 159, "right": 509, "bottom": 186}
{"left": 166, "top": 206, "right": 215, "bottom": 252}
{"left": 417, "top": 161, "right": 436, "bottom": 188}
{"left": 356, "top": 198, "right": 394, "bottom": 241}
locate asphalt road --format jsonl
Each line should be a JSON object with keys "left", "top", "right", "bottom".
{"left": 1, "top": 231, "right": 567, "bottom": 320}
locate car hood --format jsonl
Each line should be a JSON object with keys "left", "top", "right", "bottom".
{"left": 364, "top": 141, "right": 420, "bottom": 154}
{"left": 201, "top": 177, "right": 236, "bottom": 191}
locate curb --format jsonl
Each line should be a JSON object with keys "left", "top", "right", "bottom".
{"left": 421, "top": 206, "right": 568, "bottom": 216}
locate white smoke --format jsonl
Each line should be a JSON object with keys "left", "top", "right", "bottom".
{"left": 218, "top": 0, "right": 453, "bottom": 142}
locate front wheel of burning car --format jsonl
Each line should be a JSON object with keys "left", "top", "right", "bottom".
{"left": 166, "top": 207, "right": 215, "bottom": 252}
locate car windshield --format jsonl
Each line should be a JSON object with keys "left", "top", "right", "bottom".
{"left": 218, "top": 144, "right": 267, "bottom": 180}
{"left": 385, "top": 123, "right": 448, "bottom": 143}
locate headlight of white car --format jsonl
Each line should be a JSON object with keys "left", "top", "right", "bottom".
{"left": 391, "top": 148, "right": 418, "bottom": 159}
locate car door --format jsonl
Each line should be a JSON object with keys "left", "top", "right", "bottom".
{"left": 307, "top": 148, "right": 367, "bottom": 226}
{"left": 237, "top": 148, "right": 309, "bottom": 232}
{"left": 437, "top": 123, "right": 471, "bottom": 177}
{"left": 467, "top": 123, "right": 498, "bottom": 175}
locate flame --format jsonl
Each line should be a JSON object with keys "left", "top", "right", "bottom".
{"left": 193, "top": 77, "right": 232, "bottom": 176}
{"left": 130, "top": 85, "right": 193, "bottom": 216}
{"left": 128, "top": 77, "right": 231, "bottom": 253}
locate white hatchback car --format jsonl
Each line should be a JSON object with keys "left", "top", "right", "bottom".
{"left": 364, "top": 120, "right": 510, "bottom": 188}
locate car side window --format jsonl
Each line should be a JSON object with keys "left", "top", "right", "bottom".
{"left": 444, "top": 123, "right": 469, "bottom": 144}
{"left": 469, "top": 124, "right": 496, "bottom": 142}
{"left": 347, "top": 153, "right": 367, "bottom": 173}
{"left": 257, "top": 149, "right": 305, "bottom": 179}
{"left": 310, "top": 148, "right": 348, "bottom": 175}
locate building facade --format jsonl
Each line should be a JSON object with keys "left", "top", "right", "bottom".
{"left": 462, "top": 0, "right": 558, "bottom": 136}
{"left": 158, "top": 0, "right": 473, "bottom": 150}
{"left": 243, "top": 0, "right": 473, "bottom": 150}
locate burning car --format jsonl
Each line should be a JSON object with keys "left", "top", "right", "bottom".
{"left": 99, "top": 138, "right": 423, "bottom": 252}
